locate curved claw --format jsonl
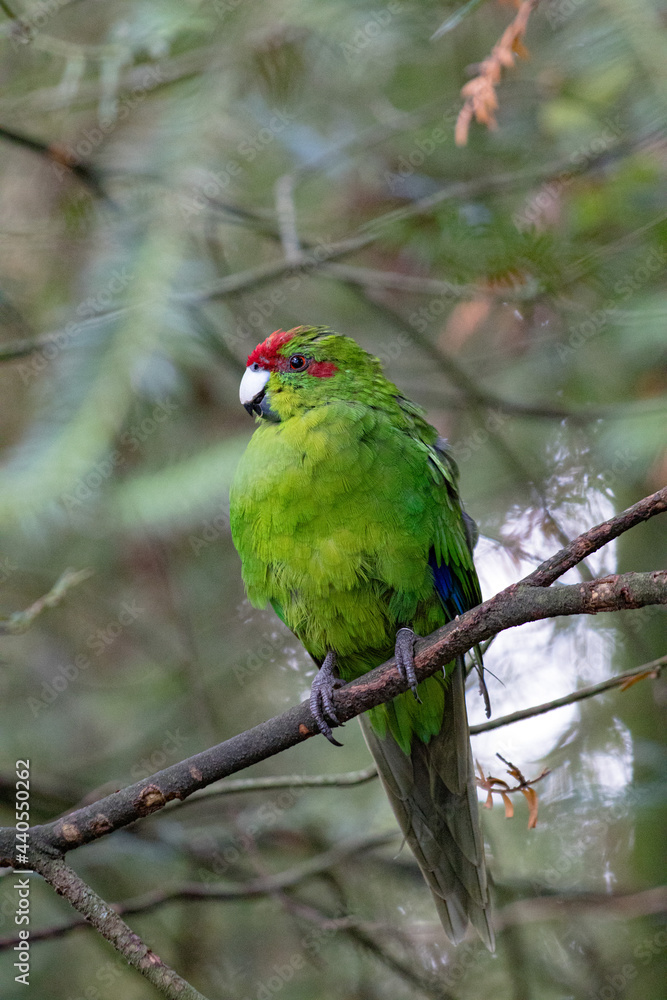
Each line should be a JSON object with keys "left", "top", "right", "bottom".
{"left": 476, "top": 662, "right": 492, "bottom": 719}
{"left": 395, "top": 627, "right": 421, "bottom": 702}
{"left": 309, "top": 651, "right": 344, "bottom": 746}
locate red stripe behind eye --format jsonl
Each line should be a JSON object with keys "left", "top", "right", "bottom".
{"left": 308, "top": 361, "right": 338, "bottom": 378}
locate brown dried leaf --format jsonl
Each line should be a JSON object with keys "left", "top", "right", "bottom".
{"left": 454, "top": 0, "right": 538, "bottom": 145}
{"left": 619, "top": 670, "right": 655, "bottom": 692}
{"left": 521, "top": 786, "right": 539, "bottom": 829}
{"left": 512, "top": 37, "right": 531, "bottom": 60}
{"left": 500, "top": 792, "right": 515, "bottom": 819}
{"left": 455, "top": 104, "right": 474, "bottom": 146}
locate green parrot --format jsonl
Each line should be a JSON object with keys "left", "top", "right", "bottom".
{"left": 229, "top": 325, "right": 493, "bottom": 948}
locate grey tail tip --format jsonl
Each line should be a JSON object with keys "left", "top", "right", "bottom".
{"left": 434, "top": 894, "right": 495, "bottom": 952}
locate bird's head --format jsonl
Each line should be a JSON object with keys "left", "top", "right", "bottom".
{"left": 239, "top": 326, "right": 388, "bottom": 422}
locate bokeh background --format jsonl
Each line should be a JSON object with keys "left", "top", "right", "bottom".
{"left": 0, "top": 0, "right": 665, "bottom": 997}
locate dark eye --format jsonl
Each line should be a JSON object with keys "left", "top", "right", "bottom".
{"left": 288, "top": 354, "right": 308, "bottom": 371}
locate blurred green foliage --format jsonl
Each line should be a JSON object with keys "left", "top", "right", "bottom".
{"left": 0, "top": 0, "right": 665, "bottom": 997}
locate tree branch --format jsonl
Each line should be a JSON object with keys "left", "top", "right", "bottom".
{"left": 0, "top": 490, "right": 664, "bottom": 879}
{"left": 182, "top": 764, "right": 378, "bottom": 805}
{"left": 1, "top": 566, "right": 664, "bottom": 866}
{"left": 0, "top": 568, "right": 92, "bottom": 635}
{"left": 522, "top": 486, "right": 667, "bottom": 586}
{"left": 495, "top": 885, "right": 667, "bottom": 931}
{"left": 31, "top": 856, "right": 212, "bottom": 1000}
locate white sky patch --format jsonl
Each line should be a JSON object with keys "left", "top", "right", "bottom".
{"left": 586, "top": 718, "right": 634, "bottom": 798}
{"left": 468, "top": 488, "right": 629, "bottom": 794}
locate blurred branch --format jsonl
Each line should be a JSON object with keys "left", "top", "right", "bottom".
{"left": 0, "top": 568, "right": 92, "bottom": 635}
{"left": 282, "top": 897, "right": 452, "bottom": 1000}
{"left": 320, "top": 261, "right": 512, "bottom": 301}
{"left": 471, "top": 655, "right": 667, "bottom": 735}
{"left": 431, "top": 0, "right": 488, "bottom": 40}
{"left": 0, "top": 45, "right": 215, "bottom": 112}
{"left": 188, "top": 140, "right": 631, "bottom": 304}
{"left": 31, "top": 856, "right": 212, "bottom": 1000}
{"left": 0, "top": 489, "right": 665, "bottom": 867}
{"left": 2, "top": 832, "right": 396, "bottom": 950}
{"left": 274, "top": 173, "right": 301, "bottom": 263}
{"left": 0, "top": 305, "right": 130, "bottom": 363}
{"left": 344, "top": 920, "right": 451, "bottom": 1000}
{"left": 182, "top": 233, "right": 378, "bottom": 302}
{"left": 524, "top": 486, "right": 667, "bottom": 587}
{"left": 362, "top": 293, "right": 582, "bottom": 420}
{"left": 184, "top": 764, "right": 378, "bottom": 805}
{"left": 0, "top": 125, "right": 112, "bottom": 201}
{"left": 495, "top": 885, "right": 667, "bottom": 930}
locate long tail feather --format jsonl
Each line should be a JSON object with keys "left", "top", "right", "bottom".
{"left": 360, "top": 656, "right": 494, "bottom": 950}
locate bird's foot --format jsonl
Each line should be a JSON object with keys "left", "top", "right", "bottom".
{"left": 395, "top": 627, "right": 421, "bottom": 702}
{"left": 310, "top": 651, "right": 345, "bottom": 746}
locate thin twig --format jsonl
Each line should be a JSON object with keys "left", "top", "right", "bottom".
{"left": 183, "top": 765, "right": 378, "bottom": 804}
{"left": 274, "top": 173, "right": 301, "bottom": 263}
{"left": 522, "top": 487, "right": 667, "bottom": 587}
{"left": 0, "top": 126, "right": 112, "bottom": 202}
{"left": 495, "top": 885, "right": 667, "bottom": 931}
{"left": 471, "top": 656, "right": 667, "bottom": 735}
{"left": 0, "top": 568, "right": 93, "bottom": 635}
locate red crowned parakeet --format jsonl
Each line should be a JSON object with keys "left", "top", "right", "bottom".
{"left": 229, "top": 326, "right": 493, "bottom": 948}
